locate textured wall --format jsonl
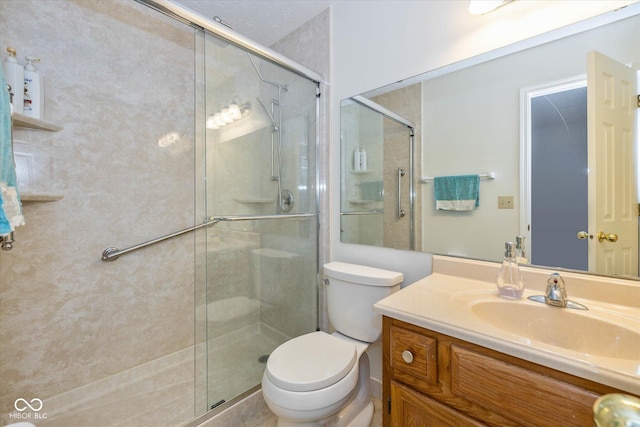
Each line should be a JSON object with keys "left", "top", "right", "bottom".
{"left": 0, "top": 0, "right": 196, "bottom": 423}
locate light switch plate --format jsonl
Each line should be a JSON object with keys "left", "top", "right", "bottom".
{"left": 498, "top": 196, "right": 514, "bottom": 209}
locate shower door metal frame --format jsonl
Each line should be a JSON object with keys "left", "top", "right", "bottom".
{"left": 136, "top": 0, "right": 326, "bottom": 85}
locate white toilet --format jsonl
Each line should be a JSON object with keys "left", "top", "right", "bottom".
{"left": 262, "top": 262, "right": 403, "bottom": 427}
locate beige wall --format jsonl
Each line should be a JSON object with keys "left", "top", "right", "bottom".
{"left": 0, "top": 0, "right": 196, "bottom": 423}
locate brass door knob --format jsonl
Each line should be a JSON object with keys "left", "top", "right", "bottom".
{"left": 597, "top": 231, "right": 619, "bottom": 242}
{"left": 577, "top": 231, "right": 591, "bottom": 239}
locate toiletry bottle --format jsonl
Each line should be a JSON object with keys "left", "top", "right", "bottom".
{"left": 3, "top": 47, "right": 23, "bottom": 114}
{"left": 515, "top": 235, "right": 528, "bottom": 264}
{"left": 353, "top": 147, "right": 361, "bottom": 171}
{"left": 23, "top": 56, "right": 42, "bottom": 119}
{"left": 360, "top": 146, "right": 367, "bottom": 171}
{"left": 496, "top": 241, "right": 524, "bottom": 299}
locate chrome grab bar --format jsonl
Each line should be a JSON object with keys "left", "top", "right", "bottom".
{"left": 340, "top": 210, "right": 383, "bottom": 216}
{"left": 102, "top": 219, "right": 220, "bottom": 262}
{"left": 210, "top": 213, "right": 314, "bottom": 222}
{"left": 397, "top": 168, "right": 406, "bottom": 219}
{"left": 101, "top": 213, "right": 315, "bottom": 262}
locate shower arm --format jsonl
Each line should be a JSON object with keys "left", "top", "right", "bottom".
{"left": 100, "top": 213, "right": 315, "bottom": 262}
{"left": 247, "top": 54, "right": 288, "bottom": 92}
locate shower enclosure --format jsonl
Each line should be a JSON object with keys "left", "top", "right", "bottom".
{"left": 195, "top": 25, "right": 320, "bottom": 413}
{"left": 0, "top": 0, "right": 322, "bottom": 426}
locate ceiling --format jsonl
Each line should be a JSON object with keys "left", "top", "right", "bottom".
{"left": 174, "top": 0, "right": 336, "bottom": 47}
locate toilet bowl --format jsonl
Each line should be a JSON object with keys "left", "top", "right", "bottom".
{"left": 262, "top": 262, "right": 403, "bottom": 426}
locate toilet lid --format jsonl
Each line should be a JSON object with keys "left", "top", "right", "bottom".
{"left": 265, "top": 331, "right": 357, "bottom": 392}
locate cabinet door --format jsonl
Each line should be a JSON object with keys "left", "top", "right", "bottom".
{"left": 391, "top": 381, "right": 486, "bottom": 427}
{"left": 450, "top": 345, "right": 599, "bottom": 426}
{"left": 390, "top": 325, "right": 438, "bottom": 387}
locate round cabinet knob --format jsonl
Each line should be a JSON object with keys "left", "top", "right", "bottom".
{"left": 402, "top": 350, "right": 414, "bottom": 364}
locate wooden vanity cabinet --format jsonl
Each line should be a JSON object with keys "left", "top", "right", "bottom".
{"left": 382, "top": 316, "right": 628, "bottom": 427}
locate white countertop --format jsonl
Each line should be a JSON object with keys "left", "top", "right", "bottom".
{"left": 374, "top": 256, "right": 640, "bottom": 395}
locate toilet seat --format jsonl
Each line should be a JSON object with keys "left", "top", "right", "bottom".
{"left": 265, "top": 331, "right": 357, "bottom": 392}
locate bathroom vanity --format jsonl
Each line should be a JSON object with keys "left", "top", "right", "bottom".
{"left": 374, "top": 256, "right": 640, "bottom": 426}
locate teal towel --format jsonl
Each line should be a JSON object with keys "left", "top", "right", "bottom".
{"left": 0, "top": 67, "right": 25, "bottom": 235}
{"left": 434, "top": 174, "right": 480, "bottom": 211}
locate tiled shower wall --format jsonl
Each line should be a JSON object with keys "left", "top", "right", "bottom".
{"left": 0, "top": 0, "right": 196, "bottom": 423}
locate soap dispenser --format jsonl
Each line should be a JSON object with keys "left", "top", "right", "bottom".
{"left": 496, "top": 241, "right": 524, "bottom": 299}
{"left": 3, "top": 47, "right": 23, "bottom": 114}
{"left": 515, "top": 235, "right": 528, "bottom": 264}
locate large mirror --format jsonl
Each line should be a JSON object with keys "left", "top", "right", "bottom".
{"left": 340, "top": 11, "right": 640, "bottom": 278}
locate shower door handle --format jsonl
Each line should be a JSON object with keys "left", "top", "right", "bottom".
{"left": 398, "top": 168, "right": 406, "bottom": 219}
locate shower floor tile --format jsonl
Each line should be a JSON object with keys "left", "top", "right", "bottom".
{"left": 206, "top": 322, "right": 288, "bottom": 406}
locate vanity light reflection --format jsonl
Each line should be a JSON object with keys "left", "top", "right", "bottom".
{"left": 206, "top": 97, "right": 252, "bottom": 129}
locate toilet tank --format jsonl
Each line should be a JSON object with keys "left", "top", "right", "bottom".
{"left": 324, "top": 262, "right": 403, "bottom": 343}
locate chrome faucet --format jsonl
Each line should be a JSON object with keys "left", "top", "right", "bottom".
{"left": 544, "top": 272, "right": 567, "bottom": 307}
{"left": 527, "top": 272, "right": 588, "bottom": 310}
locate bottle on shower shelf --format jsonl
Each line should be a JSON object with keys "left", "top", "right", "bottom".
{"left": 3, "top": 47, "right": 23, "bottom": 114}
{"left": 359, "top": 146, "right": 367, "bottom": 171}
{"left": 23, "top": 56, "right": 43, "bottom": 119}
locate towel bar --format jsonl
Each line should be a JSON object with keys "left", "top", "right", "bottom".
{"left": 101, "top": 213, "right": 316, "bottom": 262}
{"left": 421, "top": 172, "right": 495, "bottom": 183}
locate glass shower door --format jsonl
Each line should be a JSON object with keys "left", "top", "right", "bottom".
{"left": 198, "top": 32, "right": 318, "bottom": 410}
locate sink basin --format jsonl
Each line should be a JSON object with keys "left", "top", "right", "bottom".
{"left": 470, "top": 300, "right": 640, "bottom": 359}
